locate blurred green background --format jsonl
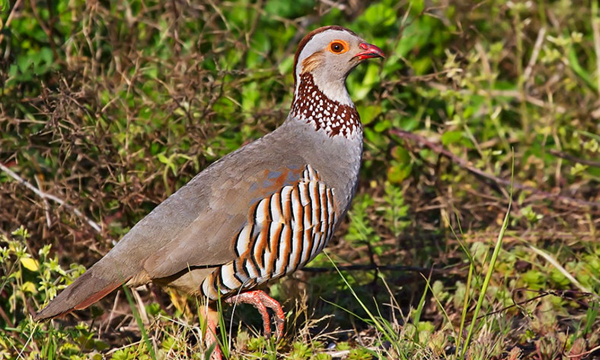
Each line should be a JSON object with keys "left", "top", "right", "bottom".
{"left": 1, "top": 0, "right": 599, "bottom": 359}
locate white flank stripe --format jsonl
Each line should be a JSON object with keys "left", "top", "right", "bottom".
{"left": 281, "top": 186, "right": 293, "bottom": 220}
{"left": 260, "top": 246, "right": 271, "bottom": 279}
{"left": 291, "top": 186, "right": 302, "bottom": 225}
{"left": 221, "top": 264, "right": 241, "bottom": 291}
{"left": 201, "top": 280, "right": 216, "bottom": 299}
{"left": 267, "top": 222, "right": 281, "bottom": 273}
{"left": 255, "top": 198, "right": 268, "bottom": 224}
{"left": 319, "top": 183, "right": 327, "bottom": 227}
{"left": 288, "top": 228, "right": 303, "bottom": 273}
{"left": 245, "top": 259, "right": 258, "bottom": 279}
{"left": 299, "top": 182, "right": 309, "bottom": 206}
{"left": 270, "top": 192, "right": 283, "bottom": 224}
{"left": 300, "top": 231, "right": 311, "bottom": 265}
{"left": 304, "top": 165, "right": 313, "bottom": 180}
{"left": 303, "top": 195, "right": 312, "bottom": 229}
{"left": 275, "top": 225, "right": 291, "bottom": 276}
{"left": 309, "top": 181, "right": 318, "bottom": 226}
{"left": 236, "top": 225, "right": 252, "bottom": 256}
{"left": 311, "top": 232, "right": 323, "bottom": 259}
{"left": 234, "top": 263, "right": 250, "bottom": 283}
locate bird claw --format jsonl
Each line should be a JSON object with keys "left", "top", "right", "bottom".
{"left": 254, "top": 290, "right": 285, "bottom": 339}
{"left": 201, "top": 290, "right": 284, "bottom": 359}
{"left": 226, "top": 290, "right": 285, "bottom": 340}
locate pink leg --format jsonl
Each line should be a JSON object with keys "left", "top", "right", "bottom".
{"left": 255, "top": 291, "right": 285, "bottom": 339}
{"left": 200, "top": 304, "right": 223, "bottom": 360}
{"left": 226, "top": 290, "right": 285, "bottom": 339}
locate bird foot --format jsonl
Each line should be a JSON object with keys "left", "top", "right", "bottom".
{"left": 225, "top": 290, "right": 285, "bottom": 339}
{"left": 200, "top": 290, "right": 284, "bottom": 359}
{"left": 200, "top": 305, "right": 223, "bottom": 360}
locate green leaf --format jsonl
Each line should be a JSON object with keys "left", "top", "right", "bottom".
{"left": 359, "top": 2, "right": 396, "bottom": 28}
{"left": 441, "top": 130, "right": 463, "bottom": 145}
{"left": 0, "top": 0, "right": 9, "bottom": 13}
{"left": 395, "top": 18, "right": 432, "bottom": 57}
{"left": 20, "top": 257, "right": 39, "bottom": 272}
{"left": 157, "top": 153, "right": 169, "bottom": 165}
{"left": 22, "top": 281, "right": 38, "bottom": 293}
{"left": 359, "top": 105, "right": 382, "bottom": 125}
{"left": 387, "top": 163, "right": 412, "bottom": 183}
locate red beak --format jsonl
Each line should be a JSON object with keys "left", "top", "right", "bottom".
{"left": 354, "top": 42, "right": 385, "bottom": 60}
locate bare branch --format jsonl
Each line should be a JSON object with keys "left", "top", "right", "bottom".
{"left": 548, "top": 149, "right": 600, "bottom": 168}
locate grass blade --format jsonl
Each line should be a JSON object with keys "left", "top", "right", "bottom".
{"left": 122, "top": 286, "right": 157, "bottom": 360}
{"left": 460, "top": 153, "right": 514, "bottom": 358}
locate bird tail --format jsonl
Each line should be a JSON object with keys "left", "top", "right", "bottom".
{"left": 33, "top": 267, "right": 132, "bottom": 321}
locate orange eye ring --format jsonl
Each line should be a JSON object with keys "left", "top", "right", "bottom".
{"left": 328, "top": 40, "right": 349, "bottom": 54}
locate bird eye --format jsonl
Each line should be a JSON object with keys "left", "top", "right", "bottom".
{"left": 330, "top": 41, "right": 345, "bottom": 53}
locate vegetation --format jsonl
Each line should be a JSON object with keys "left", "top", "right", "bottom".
{"left": 1, "top": 0, "right": 599, "bottom": 358}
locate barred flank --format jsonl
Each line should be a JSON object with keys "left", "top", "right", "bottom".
{"left": 201, "top": 165, "right": 337, "bottom": 299}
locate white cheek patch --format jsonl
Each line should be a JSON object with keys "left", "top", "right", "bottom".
{"left": 294, "top": 29, "right": 357, "bottom": 96}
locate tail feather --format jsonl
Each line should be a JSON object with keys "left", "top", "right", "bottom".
{"left": 34, "top": 269, "right": 132, "bottom": 321}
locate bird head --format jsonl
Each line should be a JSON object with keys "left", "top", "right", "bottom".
{"left": 293, "top": 26, "right": 384, "bottom": 105}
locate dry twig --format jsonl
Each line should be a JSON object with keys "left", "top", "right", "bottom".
{"left": 548, "top": 149, "right": 600, "bottom": 168}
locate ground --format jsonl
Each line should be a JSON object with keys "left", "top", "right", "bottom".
{"left": 1, "top": 0, "right": 599, "bottom": 359}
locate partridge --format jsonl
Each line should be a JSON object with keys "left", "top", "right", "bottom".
{"left": 35, "top": 25, "right": 384, "bottom": 356}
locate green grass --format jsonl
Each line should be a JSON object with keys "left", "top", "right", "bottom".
{"left": 461, "top": 157, "right": 513, "bottom": 359}
{"left": 2, "top": 0, "right": 600, "bottom": 359}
